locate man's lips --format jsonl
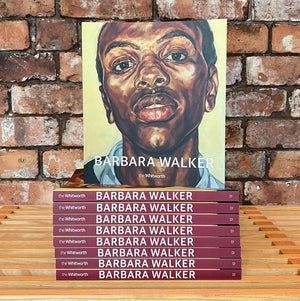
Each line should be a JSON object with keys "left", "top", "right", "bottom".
{"left": 133, "top": 93, "right": 178, "bottom": 123}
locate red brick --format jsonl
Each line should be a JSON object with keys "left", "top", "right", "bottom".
{"left": 43, "top": 149, "right": 83, "bottom": 178}
{"left": 290, "top": 89, "right": 300, "bottom": 118}
{"left": 11, "top": 84, "right": 82, "bottom": 114}
{"left": 0, "top": 21, "right": 30, "bottom": 50}
{"left": 226, "top": 151, "right": 265, "bottom": 178}
{"left": 228, "top": 23, "right": 268, "bottom": 54}
{"left": 226, "top": 120, "right": 243, "bottom": 148}
{"left": 0, "top": 149, "right": 38, "bottom": 178}
{"left": 60, "top": 53, "right": 82, "bottom": 82}
{"left": 224, "top": 181, "right": 243, "bottom": 203}
{"left": 62, "top": 118, "right": 83, "bottom": 147}
{"left": 252, "top": 0, "right": 300, "bottom": 21}
{"left": 269, "top": 151, "right": 300, "bottom": 178}
{"left": 36, "top": 19, "right": 77, "bottom": 51}
{"left": 245, "top": 181, "right": 300, "bottom": 205}
{"left": 0, "top": 85, "right": 9, "bottom": 114}
{"left": 60, "top": 0, "right": 152, "bottom": 20}
{"left": 0, "top": 180, "right": 59, "bottom": 205}
{"left": 227, "top": 57, "right": 242, "bottom": 85}
{"left": 156, "top": 0, "right": 248, "bottom": 20}
{"left": 0, "top": 117, "right": 59, "bottom": 147}
{"left": 226, "top": 88, "right": 286, "bottom": 117}
{"left": 272, "top": 24, "right": 300, "bottom": 53}
{"left": 0, "top": 53, "right": 56, "bottom": 82}
{"left": 246, "top": 120, "right": 300, "bottom": 148}
{"left": 247, "top": 56, "right": 300, "bottom": 85}
{"left": 0, "top": 0, "right": 55, "bottom": 17}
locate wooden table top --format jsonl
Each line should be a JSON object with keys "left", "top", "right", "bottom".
{"left": 0, "top": 204, "right": 300, "bottom": 300}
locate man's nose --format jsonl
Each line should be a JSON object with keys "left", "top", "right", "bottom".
{"left": 134, "top": 62, "right": 169, "bottom": 89}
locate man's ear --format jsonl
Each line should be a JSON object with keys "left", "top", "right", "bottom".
{"left": 205, "top": 66, "right": 219, "bottom": 112}
{"left": 99, "top": 85, "right": 114, "bottom": 124}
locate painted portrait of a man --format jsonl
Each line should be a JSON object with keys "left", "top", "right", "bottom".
{"left": 83, "top": 20, "right": 226, "bottom": 189}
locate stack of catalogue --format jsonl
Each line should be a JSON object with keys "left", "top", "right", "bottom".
{"left": 53, "top": 169, "right": 241, "bottom": 281}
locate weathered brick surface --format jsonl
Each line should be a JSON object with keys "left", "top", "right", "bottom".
{"left": 0, "top": 149, "right": 38, "bottom": 178}
{"left": 156, "top": 0, "right": 249, "bottom": 20}
{"left": 290, "top": 89, "right": 300, "bottom": 118}
{"left": 247, "top": 56, "right": 300, "bottom": 86}
{"left": 225, "top": 181, "right": 243, "bottom": 203}
{"left": 269, "top": 151, "right": 300, "bottom": 178}
{"left": 36, "top": 19, "right": 77, "bottom": 51}
{"left": 60, "top": 53, "right": 82, "bottom": 82}
{"left": 0, "top": 117, "right": 59, "bottom": 147}
{"left": 0, "top": 53, "right": 56, "bottom": 82}
{"left": 246, "top": 120, "right": 300, "bottom": 148}
{"left": 226, "top": 151, "right": 265, "bottom": 178}
{"left": 0, "top": 85, "right": 8, "bottom": 114}
{"left": 226, "top": 120, "right": 243, "bottom": 148}
{"left": 226, "top": 88, "right": 286, "bottom": 117}
{"left": 252, "top": 0, "right": 300, "bottom": 21}
{"left": 0, "top": 180, "right": 59, "bottom": 205}
{"left": 60, "top": 0, "right": 152, "bottom": 19}
{"left": 272, "top": 24, "right": 300, "bottom": 53}
{"left": 0, "top": 0, "right": 55, "bottom": 17}
{"left": 62, "top": 118, "right": 83, "bottom": 147}
{"left": 43, "top": 148, "right": 83, "bottom": 178}
{"left": 0, "top": 0, "right": 299, "bottom": 205}
{"left": 245, "top": 181, "right": 300, "bottom": 205}
{"left": 0, "top": 21, "right": 30, "bottom": 51}
{"left": 228, "top": 23, "right": 268, "bottom": 53}
{"left": 226, "top": 57, "right": 242, "bottom": 85}
{"left": 11, "top": 84, "right": 82, "bottom": 114}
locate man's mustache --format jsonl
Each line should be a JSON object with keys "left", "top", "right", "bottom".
{"left": 132, "top": 87, "right": 178, "bottom": 111}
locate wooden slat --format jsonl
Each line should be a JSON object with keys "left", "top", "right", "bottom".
{"left": 0, "top": 225, "right": 53, "bottom": 231}
{"left": 0, "top": 288, "right": 300, "bottom": 297}
{"left": 0, "top": 205, "right": 299, "bottom": 300}
{"left": 0, "top": 233, "right": 52, "bottom": 238}
{"left": 0, "top": 258, "right": 55, "bottom": 265}
{"left": 6, "top": 214, "right": 52, "bottom": 219}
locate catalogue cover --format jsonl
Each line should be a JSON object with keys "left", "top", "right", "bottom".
{"left": 82, "top": 20, "right": 227, "bottom": 188}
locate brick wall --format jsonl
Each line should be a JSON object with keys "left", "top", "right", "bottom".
{"left": 0, "top": 0, "right": 299, "bottom": 205}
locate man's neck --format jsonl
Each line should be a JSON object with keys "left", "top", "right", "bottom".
{"left": 115, "top": 134, "right": 201, "bottom": 187}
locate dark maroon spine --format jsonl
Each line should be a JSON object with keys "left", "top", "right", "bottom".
{"left": 53, "top": 213, "right": 239, "bottom": 225}
{"left": 56, "top": 258, "right": 241, "bottom": 269}
{"left": 53, "top": 190, "right": 239, "bottom": 202}
{"left": 53, "top": 202, "right": 239, "bottom": 213}
{"left": 55, "top": 247, "right": 241, "bottom": 258}
{"left": 53, "top": 236, "right": 240, "bottom": 248}
{"left": 56, "top": 269, "right": 241, "bottom": 280}
{"left": 53, "top": 225, "right": 240, "bottom": 237}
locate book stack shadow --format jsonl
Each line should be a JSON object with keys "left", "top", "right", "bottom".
{"left": 53, "top": 169, "right": 241, "bottom": 281}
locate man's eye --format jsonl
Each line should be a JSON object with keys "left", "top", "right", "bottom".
{"left": 165, "top": 52, "right": 187, "bottom": 62}
{"left": 113, "top": 61, "right": 134, "bottom": 72}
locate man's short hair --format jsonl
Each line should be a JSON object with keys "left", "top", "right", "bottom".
{"left": 96, "top": 20, "right": 217, "bottom": 84}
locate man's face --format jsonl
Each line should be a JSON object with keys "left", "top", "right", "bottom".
{"left": 98, "top": 21, "right": 217, "bottom": 155}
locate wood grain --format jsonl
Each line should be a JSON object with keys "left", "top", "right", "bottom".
{"left": 0, "top": 205, "right": 299, "bottom": 300}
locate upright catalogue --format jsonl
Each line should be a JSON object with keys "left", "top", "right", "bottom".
{"left": 82, "top": 20, "right": 226, "bottom": 188}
